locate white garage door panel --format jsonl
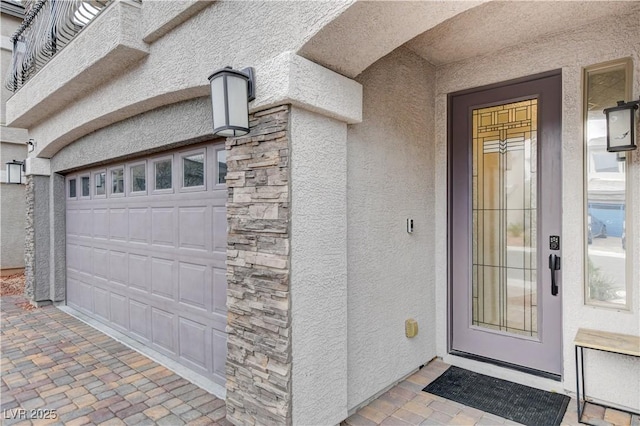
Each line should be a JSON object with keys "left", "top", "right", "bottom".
{"left": 66, "top": 143, "right": 227, "bottom": 388}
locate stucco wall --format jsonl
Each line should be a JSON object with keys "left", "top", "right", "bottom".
{"left": 290, "top": 107, "right": 348, "bottom": 425}
{"left": 434, "top": 10, "right": 640, "bottom": 410}
{"left": 0, "top": 178, "right": 26, "bottom": 269}
{"left": 9, "top": 1, "right": 352, "bottom": 158}
{"left": 346, "top": 46, "right": 437, "bottom": 410}
{"left": 1, "top": 11, "right": 22, "bottom": 125}
{"left": 51, "top": 97, "right": 214, "bottom": 173}
{"left": 0, "top": 142, "right": 26, "bottom": 270}
{"left": 1, "top": 10, "right": 27, "bottom": 272}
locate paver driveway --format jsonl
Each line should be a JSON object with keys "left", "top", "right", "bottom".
{"left": 1, "top": 295, "right": 229, "bottom": 426}
{"left": 2, "top": 292, "right": 636, "bottom": 426}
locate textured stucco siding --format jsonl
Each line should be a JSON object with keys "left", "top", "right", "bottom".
{"left": 51, "top": 97, "right": 214, "bottom": 174}
{"left": 298, "top": 1, "right": 485, "bottom": 78}
{"left": 434, "top": 10, "right": 640, "bottom": 411}
{"left": 0, "top": 181, "right": 26, "bottom": 269}
{"left": 290, "top": 107, "right": 348, "bottom": 425}
{"left": 0, "top": 182, "right": 26, "bottom": 269}
{"left": 141, "top": 0, "right": 211, "bottom": 43}
{"left": 9, "top": 1, "right": 352, "bottom": 158}
{"left": 49, "top": 173, "right": 65, "bottom": 302}
{"left": 1, "top": 12, "right": 22, "bottom": 125}
{"left": 1, "top": 10, "right": 26, "bottom": 271}
{"left": 6, "top": 0, "right": 149, "bottom": 131}
{"left": 0, "top": 142, "right": 26, "bottom": 270}
{"left": 346, "top": 47, "right": 437, "bottom": 410}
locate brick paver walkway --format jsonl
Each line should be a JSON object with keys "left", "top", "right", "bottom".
{"left": 344, "top": 359, "right": 638, "bottom": 426}
{"left": 1, "top": 295, "right": 230, "bottom": 426}
{"left": 2, "top": 293, "right": 637, "bottom": 426}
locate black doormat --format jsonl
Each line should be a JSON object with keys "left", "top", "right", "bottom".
{"left": 423, "top": 366, "right": 570, "bottom": 426}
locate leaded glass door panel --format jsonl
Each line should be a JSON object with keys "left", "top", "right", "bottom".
{"left": 449, "top": 72, "right": 562, "bottom": 377}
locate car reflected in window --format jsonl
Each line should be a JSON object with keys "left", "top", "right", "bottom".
{"left": 587, "top": 214, "right": 607, "bottom": 245}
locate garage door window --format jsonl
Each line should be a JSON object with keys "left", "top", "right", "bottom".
{"left": 111, "top": 167, "right": 124, "bottom": 195}
{"left": 81, "top": 175, "right": 90, "bottom": 198}
{"left": 216, "top": 149, "right": 227, "bottom": 185}
{"left": 95, "top": 171, "right": 106, "bottom": 197}
{"left": 130, "top": 163, "right": 146, "bottom": 193}
{"left": 153, "top": 157, "right": 172, "bottom": 191}
{"left": 182, "top": 152, "right": 205, "bottom": 189}
{"left": 68, "top": 178, "right": 77, "bottom": 198}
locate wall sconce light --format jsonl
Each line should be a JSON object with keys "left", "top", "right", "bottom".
{"left": 208, "top": 66, "right": 255, "bottom": 137}
{"left": 27, "top": 139, "right": 35, "bottom": 153}
{"left": 604, "top": 99, "right": 639, "bottom": 152}
{"left": 5, "top": 160, "right": 24, "bottom": 184}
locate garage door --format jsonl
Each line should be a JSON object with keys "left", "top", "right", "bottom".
{"left": 66, "top": 142, "right": 227, "bottom": 387}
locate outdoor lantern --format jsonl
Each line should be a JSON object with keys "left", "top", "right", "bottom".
{"left": 5, "top": 160, "right": 23, "bottom": 184}
{"left": 208, "top": 66, "right": 255, "bottom": 137}
{"left": 604, "top": 99, "right": 639, "bottom": 152}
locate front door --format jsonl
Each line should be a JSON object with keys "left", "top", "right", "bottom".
{"left": 449, "top": 71, "right": 562, "bottom": 376}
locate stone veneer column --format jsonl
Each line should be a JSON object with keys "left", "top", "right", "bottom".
{"left": 24, "top": 174, "right": 51, "bottom": 304}
{"left": 24, "top": 176, "right": 35, "bottom": 299}
{"left": 225, "top": 105, "right": 292, "bottom": 425}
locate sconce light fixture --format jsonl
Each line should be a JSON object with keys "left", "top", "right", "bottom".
{"left": 27, "top": 139, "right": 35, "bottom": 153}
{"left": 5, "top": 160, "right": 24, "bottom": 184}
{"left": 604, "top": 99, "right": 639, "bottom": 152}
{"left": 208, "top": 66, "right": 255, "bottom": 137}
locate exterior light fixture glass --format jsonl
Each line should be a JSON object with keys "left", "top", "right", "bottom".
{"left": 604, "top": 99, "right": 639, "bottom": 152}
{"left": 5, "top": 160, "right": 24, "bottom": 184}
{"left": 27, "top": 139, "right": 35, "bottom": 153}
{"left": 208, "top": 66, "right": 255, "bottom": 137}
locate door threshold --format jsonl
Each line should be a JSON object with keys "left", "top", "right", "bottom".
{"left": 444, "top": 352, "right": 567, "bottom": 395}
{"left": 450, "top": 350, "right": 561, "bottom": 381}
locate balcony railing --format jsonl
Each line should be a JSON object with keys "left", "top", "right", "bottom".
{"left": 4, "top": 0, "right": 112, "bottom": 92}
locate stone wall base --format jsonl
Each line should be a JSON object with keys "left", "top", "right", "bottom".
{"left": 225, "top": 105, "right": 292, "bottom": 426}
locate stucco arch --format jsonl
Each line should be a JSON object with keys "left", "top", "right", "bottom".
{"left": 296, "top": 1, "right": 485, "bottom": 78}
{"left": 298, "top": 1, "right": 640, "bottom": 79}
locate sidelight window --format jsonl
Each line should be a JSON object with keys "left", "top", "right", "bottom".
{"left": 583, "top": 59, "right": 632, "bottom": 309}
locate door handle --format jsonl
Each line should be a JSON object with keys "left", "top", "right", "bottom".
{"left": 548, "top": 254, "right": 561, "bottom": 296}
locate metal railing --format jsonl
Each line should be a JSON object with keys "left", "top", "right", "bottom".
{"left": 4, "top": 0, "right": 112, "bottom": 92}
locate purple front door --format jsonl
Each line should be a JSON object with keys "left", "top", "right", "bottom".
{"left": 449, "top": 72, "right": 563, "bottom": 377}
